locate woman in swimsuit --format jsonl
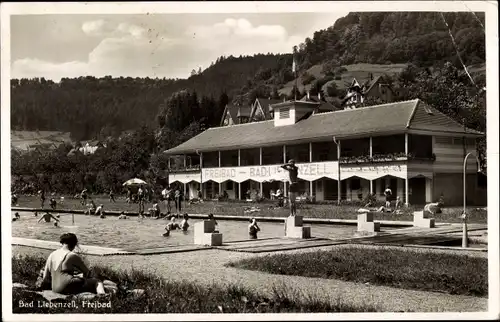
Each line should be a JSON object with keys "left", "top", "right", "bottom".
{"left": 40, "top": 233, "right": 106, "bottom": 295}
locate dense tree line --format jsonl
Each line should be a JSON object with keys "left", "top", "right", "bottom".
{"left": 296, "top": 12, "right": 485, "bottom": 72}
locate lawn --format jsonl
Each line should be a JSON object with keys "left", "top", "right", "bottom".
{"left": 227, "top": 247, "right": 488, "bottom": 297}
{"left": 12, "top": 254, "right": 379, "bottom": 313}
{"left": 14, "top": 194, "right": 487, "bottom": 224}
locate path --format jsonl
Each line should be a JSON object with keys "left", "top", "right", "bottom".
{"left": 12, "top": 244, "right": 488, "bottom": 312}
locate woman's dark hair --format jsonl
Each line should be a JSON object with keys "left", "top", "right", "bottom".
{"left": 60, "top": 233, "right": 78, "bottom": 249}
{"left": 183, "top": 213, "right": 189, "bottom": 219}
{"left": 208, "top": 213, "right": 214, "bottom": 220}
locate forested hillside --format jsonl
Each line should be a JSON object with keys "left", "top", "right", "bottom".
{"left": 10, "top": 12, "right": 485, "bottom": 141}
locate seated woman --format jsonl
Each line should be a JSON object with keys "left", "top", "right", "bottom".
{"left": 85, "top": 200, "right": 96, "bottom": 215}
{"left": 50, "top": 198, "right": 57, "bottom": 210}
{"left": 149, "top": 202, "right": 161, "bottom": 218}
{"left": 39, "top": 233, "right": 106, "bottom": 295}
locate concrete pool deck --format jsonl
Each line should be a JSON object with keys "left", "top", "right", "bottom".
{"left": 11, "top": 206, "right": 414, "bottom": 227}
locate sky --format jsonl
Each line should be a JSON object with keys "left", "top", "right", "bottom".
{"left": 10, "top": 12, "right": 347, "bottom": 81}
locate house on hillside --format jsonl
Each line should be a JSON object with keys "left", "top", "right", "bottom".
{"left": 299, "top": 92, "right": 340, "bottom": 113}
{"left": 249, "top": 98, "right": 283, "bottom": 122}
{"left": 67, "top": 140, "right": 105, "bottom": 156}
{"left": 11, "top": 130, "right": 73, "bottom": 153}
{"left": 220, "top": 104, "right": 252, "bottom": 126}
{"left": 165, "top": 99, "right": 485, "bottom": 206}
{"left": 342, "top": 75, "right": 395, "bottom": 109}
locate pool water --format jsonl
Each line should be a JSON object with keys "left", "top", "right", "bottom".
{"left": 11, "top": 212, "right": 390, "bottom": 250}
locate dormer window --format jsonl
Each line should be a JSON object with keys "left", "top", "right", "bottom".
{"left": 280, "top": 107, "right": 290, "bottom": 119}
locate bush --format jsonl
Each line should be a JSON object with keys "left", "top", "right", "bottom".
{"left": 12, "top": 254, "right": 379, "bottom": 313}
{"left": 228, "top": 248, "right": 488, "bottom": 297}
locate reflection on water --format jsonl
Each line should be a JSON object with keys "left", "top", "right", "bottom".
{"left": 11, "top": 211, "right": 376, "bottom": 250}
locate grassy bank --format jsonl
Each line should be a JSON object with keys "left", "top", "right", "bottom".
{"left": 14, "top": 195, "right": 487, "bottom": 224}
{"left": 227, "top": 247, "right": 488, "bottom": 297}
{"left": 12, "top": 254, "right": 379, "bottom": 313}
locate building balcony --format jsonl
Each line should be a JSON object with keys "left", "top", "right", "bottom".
{"left": 339, "top": 153, "right": 436, "bottom": 165}
{"left": 168, "top": 165, "right": 201, "bottom": 173}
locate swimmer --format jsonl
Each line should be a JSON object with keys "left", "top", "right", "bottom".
{"left": 180, "top": 214, "right": 189, "bottom": 231}
{"left": 207, "top": 213, "right": 219, "bottom": 233}
{"left": 38, "top": 212, "right": 60, "bottom": 223}
{"left": 34, "top": 211, "right": 38, "bottom": 217}
{"left": 14, "top": 212, "right": 20, "bottom": 219}
{"left": 163, "top": 217, "right": 179, "bottom": 236}
{"left": 248, "top": 218, "right": 260, "bottom": 240}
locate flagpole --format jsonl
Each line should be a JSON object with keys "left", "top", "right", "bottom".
{"left": 293, "top": 47, "right": 297, "bottom": 101}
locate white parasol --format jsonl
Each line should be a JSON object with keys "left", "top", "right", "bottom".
{"left": 123, "top": 178, "right": 147, "bottom": 186}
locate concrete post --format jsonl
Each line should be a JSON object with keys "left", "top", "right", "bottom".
{"left": 405, "top": 133, "right": 409, "bottom": 206}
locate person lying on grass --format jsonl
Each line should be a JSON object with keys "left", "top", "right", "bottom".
{"left": 37, "top": 233, "right": 108, "bottom": 296}
{"left": 38, "top": 212, "right": 60, "bottom": 224}
{"left": 248, "top": 218, "right": 261, "bottom": 240}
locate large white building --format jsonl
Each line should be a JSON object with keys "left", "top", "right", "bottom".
{"left": 164, "top": 99, "right": 485, "bottom": 206}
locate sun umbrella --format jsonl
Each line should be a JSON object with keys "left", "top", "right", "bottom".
{"left": 123, "top": 178, "right": 147, "bottom": 186}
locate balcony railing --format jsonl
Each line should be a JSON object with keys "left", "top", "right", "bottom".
{"left": 339, "top": 153, "right": 436, "bottom": 164}
{"left": 168, "top": 165, "right": 200, "bottom": 172}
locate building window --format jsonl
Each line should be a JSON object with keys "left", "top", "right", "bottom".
{"left": 279, "top": 108, "right": 290, "bottom": 119}
{"left": 435, "top": 136, "right": 452, "bottom": 145}
{"left": 453, "top": 137, "right": 464, "bottom": 146}
{"left": 350, "top": 178, "right": 361, "bottom": 190}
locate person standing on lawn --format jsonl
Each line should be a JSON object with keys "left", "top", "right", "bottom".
{"left": 80, "top": 189, "right": 88, "bottom": 206}
{"left": 174, "top": 187, "right": 183, "bottom": 213}
{"left": 138, "top": 185, "right": 145, "bottom": 213}
{"left": 281, "top": 159, "right": 299, "bottom": 216}
{"left": 39, "top": 189, "right": 46, "bottom": 208}
{"left": 109, "top": 189, "right": 116, "bottom": 203}
{"left": 162, "top": 185, "right": 173, "bottom": 213}
{"left": 384, "top": 186, "right": 392, "bottom": 209}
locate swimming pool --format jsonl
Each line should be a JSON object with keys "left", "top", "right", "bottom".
{"left": 11, "top": 211, "right": 394, "bottom": 250}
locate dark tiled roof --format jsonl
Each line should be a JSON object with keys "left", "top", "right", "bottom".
{"left": 236, "top": 105, "right": 252, "bottom": 118}
{"left": 165, "top": 99, "right": 483, "bottom": 155}
{"left": 255, "top": 98, "right": 282, "bottom": 119}
{"left": 226, "top": 104, "right": 239, "bottom": 123}
{"left": 409, "top": 102, "right": 483, "bottom": 134}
